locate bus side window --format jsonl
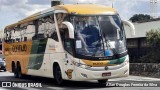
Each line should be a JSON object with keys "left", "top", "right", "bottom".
{"left": 14, "top": 26, "right": 21, "bottom": 42}
{"left": 16, "top": 38, "right": 20, "bottom": 42}
{"left": 24, "top": 37, "right": 27, "bottom": 41}
{"left": 6, "top": 29, "right": 12, "bottom": 43}
{"left": 38, "top": 18, "right": 45, "bottom": 39}
{"left": 32, "top": 20, "right": 38, "bottom": 40}
{"left": 4, "top": 29, "right": 8, "bottom": 43}
{"left": 47, "top": 15, "right": 58, "bottom": 41}
{"left": 37, "top": 15, "right": 59, "bottom": 41}
{"left": 61, "top": 26, "right": 74, "bottom": 56}
{"left": 64, "top": 39, "right": 75, "bottom": 56}
{"left": 60, "top": 24, "right": 69, "bottom": 43}
{"left": 11, "top": 29, "right": 15, "bottom": 43}
{"left": 25, "top": 21, "right": 35, "bottom": 41}
{"left": 20, "top": 24, "right": 27, "bottom": 42}
{"left": 56, "top": 13, "right": 68, "bottom": 42}
{"left": 12, "top": 39, "right": 15, "bottom": 43}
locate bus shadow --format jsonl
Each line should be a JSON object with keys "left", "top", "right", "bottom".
{"left": 25, "top": 76, "right": 110, "bottom": 89}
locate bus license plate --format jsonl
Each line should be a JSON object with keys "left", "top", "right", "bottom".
{"left": 102, "top": 72, "right": 111, "bottom": 77}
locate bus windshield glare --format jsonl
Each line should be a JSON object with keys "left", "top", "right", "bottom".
{"left": 71, "top": 15, "right": 127, "bottom": 58}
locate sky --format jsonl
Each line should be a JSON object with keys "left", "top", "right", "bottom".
{"left": 0, "top": 0, "right": 160, "bottom": 29}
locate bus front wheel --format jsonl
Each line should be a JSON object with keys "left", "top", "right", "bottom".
{"left": 53, "top": 64, "right": 63, "bottom": 85}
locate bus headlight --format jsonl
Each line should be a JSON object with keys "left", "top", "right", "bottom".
{"left": 72, "top": 61, "right": 91, "bottom": 69}
{"left": 79, "top": 64, "right": 91, "bottom": 69}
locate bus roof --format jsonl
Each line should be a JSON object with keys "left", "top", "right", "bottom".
{"left": 55, "top": 4, "right": 117, "bottom": 15}
{"left": 5, "top": 4, "right": 117, "bottom": 29}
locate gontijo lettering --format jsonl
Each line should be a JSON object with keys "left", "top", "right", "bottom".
{"left": 12, "top": 44, "right": 27, "bottom": 52}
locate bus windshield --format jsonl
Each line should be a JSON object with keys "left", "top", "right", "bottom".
{"left": 71, "top": 15, "right": 127, "bottom": 59}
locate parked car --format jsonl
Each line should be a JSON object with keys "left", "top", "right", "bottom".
{"left": 0, "top": 57, "right": 6, "bottom": 72}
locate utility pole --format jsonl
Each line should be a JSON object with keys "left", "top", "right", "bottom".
{"left": 150, "top": 0, "right": 158, "bottom": 18}
{"left": 112, "top": 0, "right": 114, "bottom": 8}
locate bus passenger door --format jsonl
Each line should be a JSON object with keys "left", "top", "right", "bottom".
{"left": 63, "top": 39, "right": 75, "bottom": 80}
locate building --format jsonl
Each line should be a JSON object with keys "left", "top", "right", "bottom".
{"left": 124, "top": 19, "right": 160, "bottom": 62}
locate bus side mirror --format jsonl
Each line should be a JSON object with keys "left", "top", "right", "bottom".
{"left": 122, "top": 20, "right": 135, "bottom": 37}
{"left": 62, "top": 21, "right": 75, "bottom": 39}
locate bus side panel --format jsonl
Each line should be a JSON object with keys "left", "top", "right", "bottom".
{"left": 4, "top": 41, "right": 32, "bottom": 74}
{"left": 26, "top": 39, "right": 48, "bottom": 76}
{"left": 27, "top": 39, "right": 48, "bottom": 70}
{"left": 4, "top": 42, "right": 13, "bottom": 72}
{"left": 26, "top": 38, "right": 65, "bottom": 78}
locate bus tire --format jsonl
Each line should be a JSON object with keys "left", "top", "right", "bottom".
{"left": 53, "top": 64, "right": 63, "bottom": 85}
{"left": 17, "top": 63, "right": 23, "bottom": 79}
{"left": 14, "top": 67, "right": 18, "bottom": 78}
{"left": 98, "top": 79, "right": 108, "bottom": 84}
{"left": 13, "top": 63, "right": 18, "bottom": 78}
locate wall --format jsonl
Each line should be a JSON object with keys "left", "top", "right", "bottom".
{"left": 127, "top": 37, "right": 151, "bottom": 62}
{"left": 130, "top": 63, "right": 160, "bottom": 78}
{"left": 124, "top": 20, "right": 160, "bottom": 39}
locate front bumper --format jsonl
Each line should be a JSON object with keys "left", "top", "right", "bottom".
{"left": 74, "top": 63, "right": 129, "bottom": 81}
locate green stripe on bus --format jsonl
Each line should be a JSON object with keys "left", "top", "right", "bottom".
{"left": 108, "top": 56, "right": 126, "bottom": 64}
{"left": 28, "top": 39, "right": 48, "bottom": 70}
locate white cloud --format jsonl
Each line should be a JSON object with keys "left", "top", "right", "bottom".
{"left": 27, "top": 0, "right": 50, "bottom": 5}
{"left": 0, "top": 0, "right": 155, "bottom": 19}
{"left": 25, "top": 5, "right": 49, "bottom": 16}
{"left": 64, "top": 0, "right": 160, "bottom": 19}
{"left": 114, "top": 0, "right": 138, "bottom": 20}
{"left": 0, "top": 0, "right": 50, "bottom": 28}
{"left": 66, "top": 0, "right": 111, "bottom": 5}
{"left": 0, "top": 0, "right": 160, "bottom": 28}
{"left": 0, "top": 0, "right": 49, "bottom": 18}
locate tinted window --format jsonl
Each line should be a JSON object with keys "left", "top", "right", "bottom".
{"left": 38, "top": 15, "right": 58, "bottom": 41}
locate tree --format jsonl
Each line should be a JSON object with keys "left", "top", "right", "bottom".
{"left": 129, "top": 14, "right": 153, "bottom": 22}
{"left": 146, "top": 29, "right": 160, "bottom": 48}
{"left": 140, "top": 29, "right": 160, "bottom": 63}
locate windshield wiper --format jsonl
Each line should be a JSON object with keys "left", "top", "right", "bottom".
{"left": 96, "top": 16, "right": 118, "bottom": 56}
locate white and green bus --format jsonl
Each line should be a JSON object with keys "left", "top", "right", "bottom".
{"left": 3, "top": 4, "right": 135, "bottom": 85}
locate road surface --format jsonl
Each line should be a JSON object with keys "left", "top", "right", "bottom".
{"left": 0, "top": 70, "right": 160, "bottom": 90}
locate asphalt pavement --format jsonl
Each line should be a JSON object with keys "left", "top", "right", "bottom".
{"left": 0, "top": 71, "right": 160, "bottom": 90}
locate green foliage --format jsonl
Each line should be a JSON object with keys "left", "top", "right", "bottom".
{"left": 146, "top": 29, "right": 160, "bottom": 47}
{"left": 129, "top": 14, "right": 153, "bottom": 22}
{"left": 140, "top": 29, "right": 160, "bottom": 63}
